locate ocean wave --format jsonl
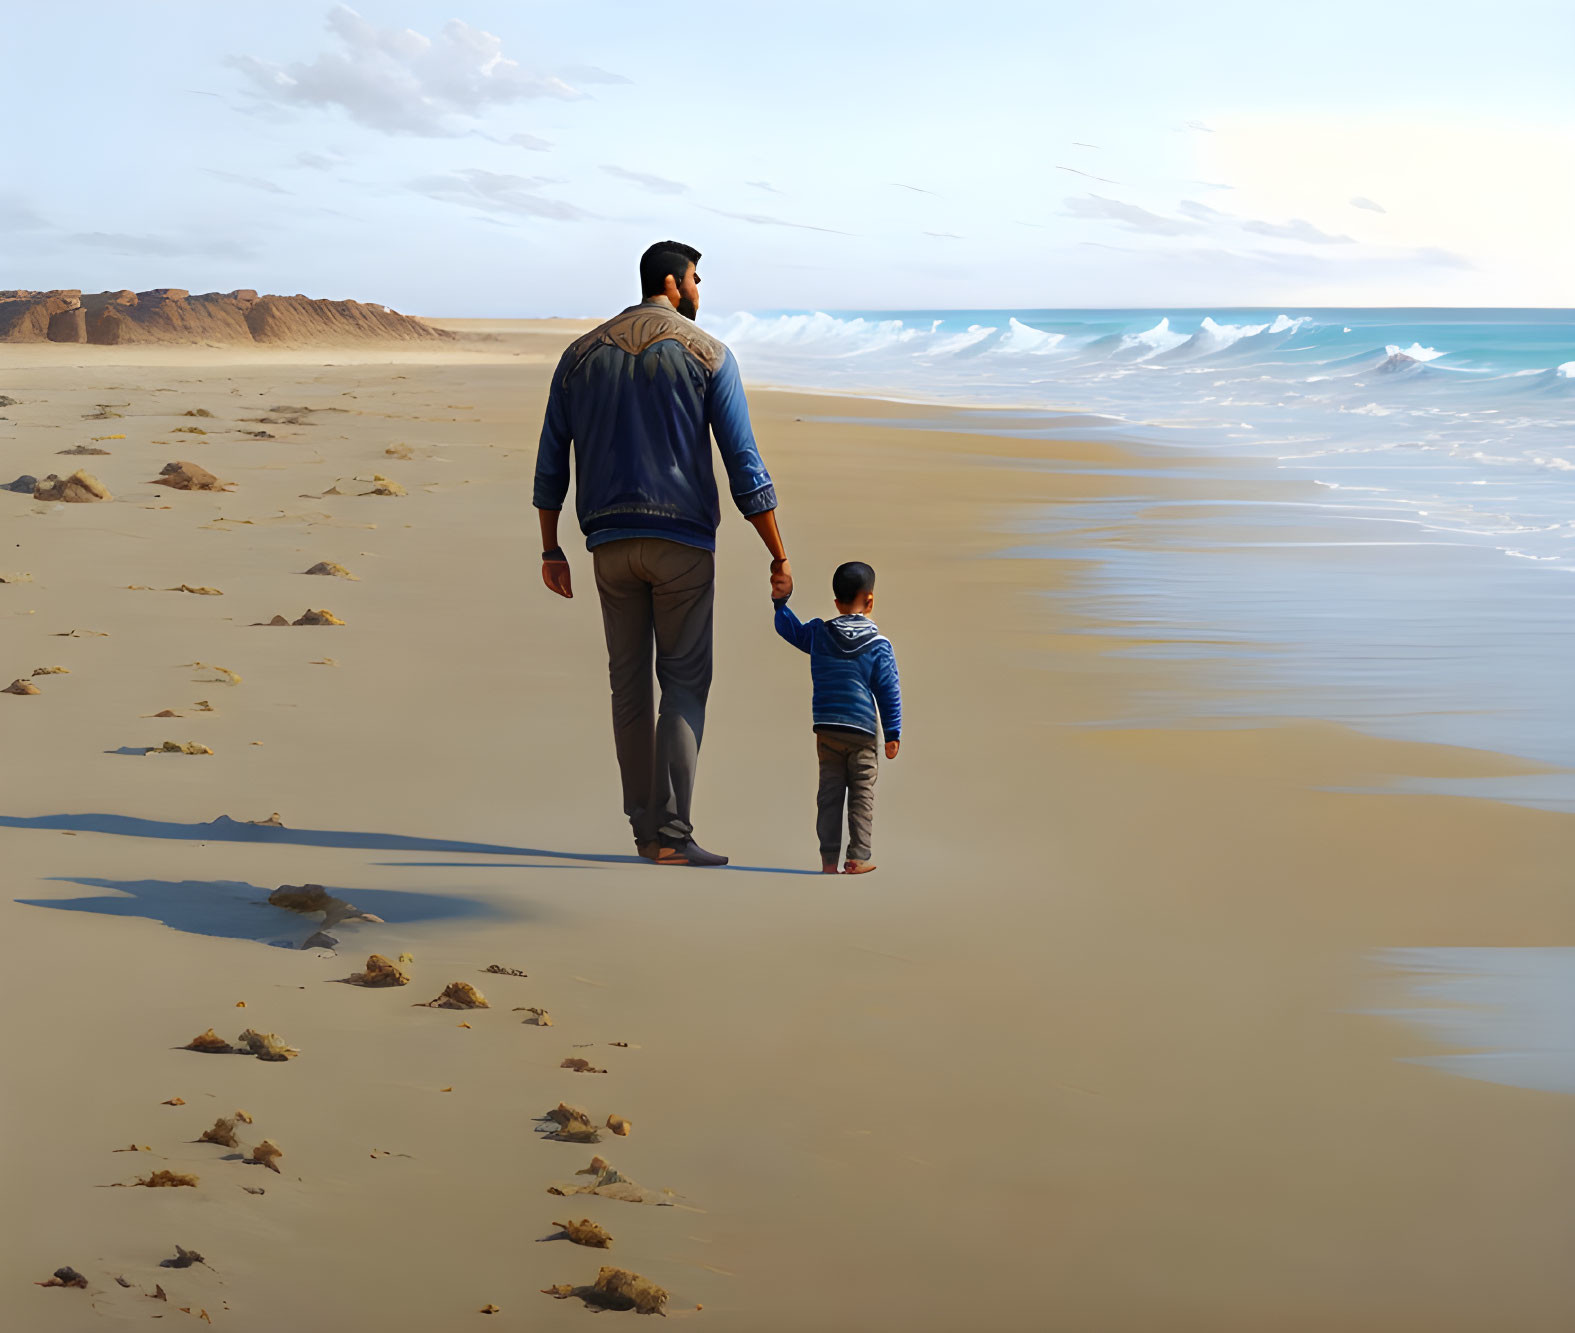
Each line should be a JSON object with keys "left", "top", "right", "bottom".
{"left": 704, "top": 310, "right": 927, "bottom": 357}
{"left": 993, "top": 317, "right": 1065, "bottom": 355}
{"left": 1385, "top": 342, "right": 1445, "bottom": 362}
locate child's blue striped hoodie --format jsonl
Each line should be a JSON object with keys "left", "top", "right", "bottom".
{"left": 773, "top": 598, "right": 902, "bottom": 741}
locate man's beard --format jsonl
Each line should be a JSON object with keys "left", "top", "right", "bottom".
{"left": 676, "top": 295, "right": 697, "bottom": 320}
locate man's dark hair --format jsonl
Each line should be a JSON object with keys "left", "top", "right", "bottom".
{"left": 832, "top": 561, "right": 876, "bottom": 605}
{"left": 640, "top": 240, "right": 701, "bottom": 297}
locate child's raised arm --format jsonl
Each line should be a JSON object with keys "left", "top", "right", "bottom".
{"left": 773, "top": 596, "right": 815, "bottom": 654}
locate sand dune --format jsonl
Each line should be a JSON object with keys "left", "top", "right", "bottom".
{"left": 0, "top": 288, "right": 453, "bottom": 346}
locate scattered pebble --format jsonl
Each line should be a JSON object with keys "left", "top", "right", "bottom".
{"left": 249, "top": 1140, "right": 283, "bottom": 1173}
{"left": 152, "top": 461, "right": 229, "bottom": 491}
{"left": 345, "top": 954, "right": 409, "bottom": 987}
{"left": 420, "top": 981, "right": 488, "bottom": 1010}
{"left": 35, "top": 1266, "right": 88, "bottom": 1289}
{"left": 33, "top": 470, "right": 111, "bottom": 502}
{"left": 125, "top": 1170, "right": 199, "bottom": 1188}
{"left": 199, "top": 1117, "right": 242, "bottom": 1148}
{"left": 540, "top": 1103, "right": 601, "bottom": 1143}
{"left": 551, "top": 1219, "right": 613, "bottom": 1249}
{"left": 543, "top": 1267, "right": 668, "bottom": 1315}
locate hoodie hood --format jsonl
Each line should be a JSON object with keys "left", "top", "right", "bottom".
{"left": 823, "top": 614, "right": 883, "bottom": 657}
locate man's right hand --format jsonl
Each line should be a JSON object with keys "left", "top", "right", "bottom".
{"left": 770, "top": 557, "right": 793, "bottom": 601}
{"left": 542, "top": 556, "right": 573, "bottom": 598}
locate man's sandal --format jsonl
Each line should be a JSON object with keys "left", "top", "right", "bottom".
{"left": 843, "top": 860, "right": 877, "bottom": 875}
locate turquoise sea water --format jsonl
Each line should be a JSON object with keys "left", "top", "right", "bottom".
{"left": 707, "top": 307, "right": 1575, "bottom": 799}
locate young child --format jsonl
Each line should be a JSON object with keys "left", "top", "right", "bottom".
{"left": 773, "top": 561, "right": 902, "bottom": 874}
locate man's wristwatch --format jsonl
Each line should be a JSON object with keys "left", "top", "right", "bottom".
{"left": 542, "top": 546, "right": 567, "bottom": 562}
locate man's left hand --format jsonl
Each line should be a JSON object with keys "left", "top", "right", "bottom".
{"left": 542, "top": 556, "right": 573, "bottom": 598}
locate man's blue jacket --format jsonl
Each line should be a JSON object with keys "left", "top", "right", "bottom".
{"left": 533, "top": 299, "right": 777, "bottom": 551}
{"left": 774, "top": 600, "right": 903, "bottom": 742}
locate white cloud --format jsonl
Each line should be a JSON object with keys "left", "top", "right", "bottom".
{"left": 1061, "top": 194, "right": 1200, "bottom": 236}
{"left": 1054, "top": 164, "right": 1119, "bottom": 184}
{"left": 505, "top": 132, "right": 551, "bottom": 151}
{"left": 703, "top": 206, "right": 850, "bottom": 236}
{"left": 0, "top": 191, "right": 47, "bottom": 230}
{"left": 1350, "top": 196, "right": 1386, "bottom": 213}
{"left": 1240, "top": 216, "right": 1353, "bottom": 244}
{"left": 67, "top": 231, "right": 256, "bottom": 259}
{"left": 411, "top": 168, "right": 590, "bottom": 220}
{"left": 745, "top": 180, "right": 781, "bottom": 194}
{"left": 1181, "top": 198, "right": 1352, "bottom": 244}
{"left": 294, "top": 149, "right": 349, "bottom": 170}
{"left": 1195, "top": 116, "right": 1575, "bottom": 302}
{"left": 229, "top": 5, "right": 583, "bottom": 137}
{"left": 559, "top": 64, "right": 631, "bottom": 85}
{"left": 201, "top": 168, "right": 292, "bottom": 195}
{"left": 601, "top": 165, "right": 687, "bottom": 195}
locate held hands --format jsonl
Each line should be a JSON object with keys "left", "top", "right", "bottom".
{"left": 542, "top": 554, "right": 573, "bottom": 599}
{"left": 885, "top": 739, "right": 900, "bottom": 760}
{"left": 770, "top": 557, "right": 793, "bottom": 601}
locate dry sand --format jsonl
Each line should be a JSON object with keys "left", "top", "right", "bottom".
{"left": 1, "top": 321, "right": 1571, "bottom": 1330}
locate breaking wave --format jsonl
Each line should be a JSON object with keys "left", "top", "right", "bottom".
{"left": 700, "top": 306, "right": 1575, "bottom": 569}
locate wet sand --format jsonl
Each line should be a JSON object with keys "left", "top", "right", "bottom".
{"left": 1, "top": 320, "right": 1571, "bottom": 1330}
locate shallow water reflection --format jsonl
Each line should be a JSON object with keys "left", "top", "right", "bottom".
{"left": 1369, "top": 947, "right": 1575, "bottom": 1095}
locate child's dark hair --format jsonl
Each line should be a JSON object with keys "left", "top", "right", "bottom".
{"left": 832, "top": 561, "right": 876, "bottom": 604}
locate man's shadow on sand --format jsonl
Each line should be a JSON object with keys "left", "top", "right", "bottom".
{"left": 17, "top": 874, "right": 517, "bottom": 946}
{"left": 0, "top": 813, "right": 818, "bottom": 876}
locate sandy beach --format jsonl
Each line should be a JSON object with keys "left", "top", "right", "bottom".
{"left": 2, "top": 320, "right": 1571, "bottom": 1331}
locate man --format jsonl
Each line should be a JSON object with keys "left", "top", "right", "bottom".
{"left": 534, "top": 241, "right": 792, "bottom": 867}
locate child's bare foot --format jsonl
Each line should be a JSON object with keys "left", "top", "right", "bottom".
{"left": 843, "top": 860, "right": 877, "bottom": 875}
{"left": 821, "top": 863, "right": 840, "bottom": 874}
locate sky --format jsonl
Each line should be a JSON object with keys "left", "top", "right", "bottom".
{"left": 4, "top": 0, "right": 1573, "bottom": 315}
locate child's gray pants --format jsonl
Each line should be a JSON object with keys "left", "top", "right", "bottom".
{"left": 815, "top": 730, "right": 879, "bottom": 863}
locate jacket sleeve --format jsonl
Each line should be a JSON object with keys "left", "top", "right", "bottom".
{"left": 532, "top": 348, "right": 575, "bottom": 511}
{"left": 871, "top": 641, "right": 902, "bottom": 741}
{"left": 706, "top": 347, "right": 778, "bottom": 517}
{"left": 773, "top": 599, "right": 815, "bottom": 654}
